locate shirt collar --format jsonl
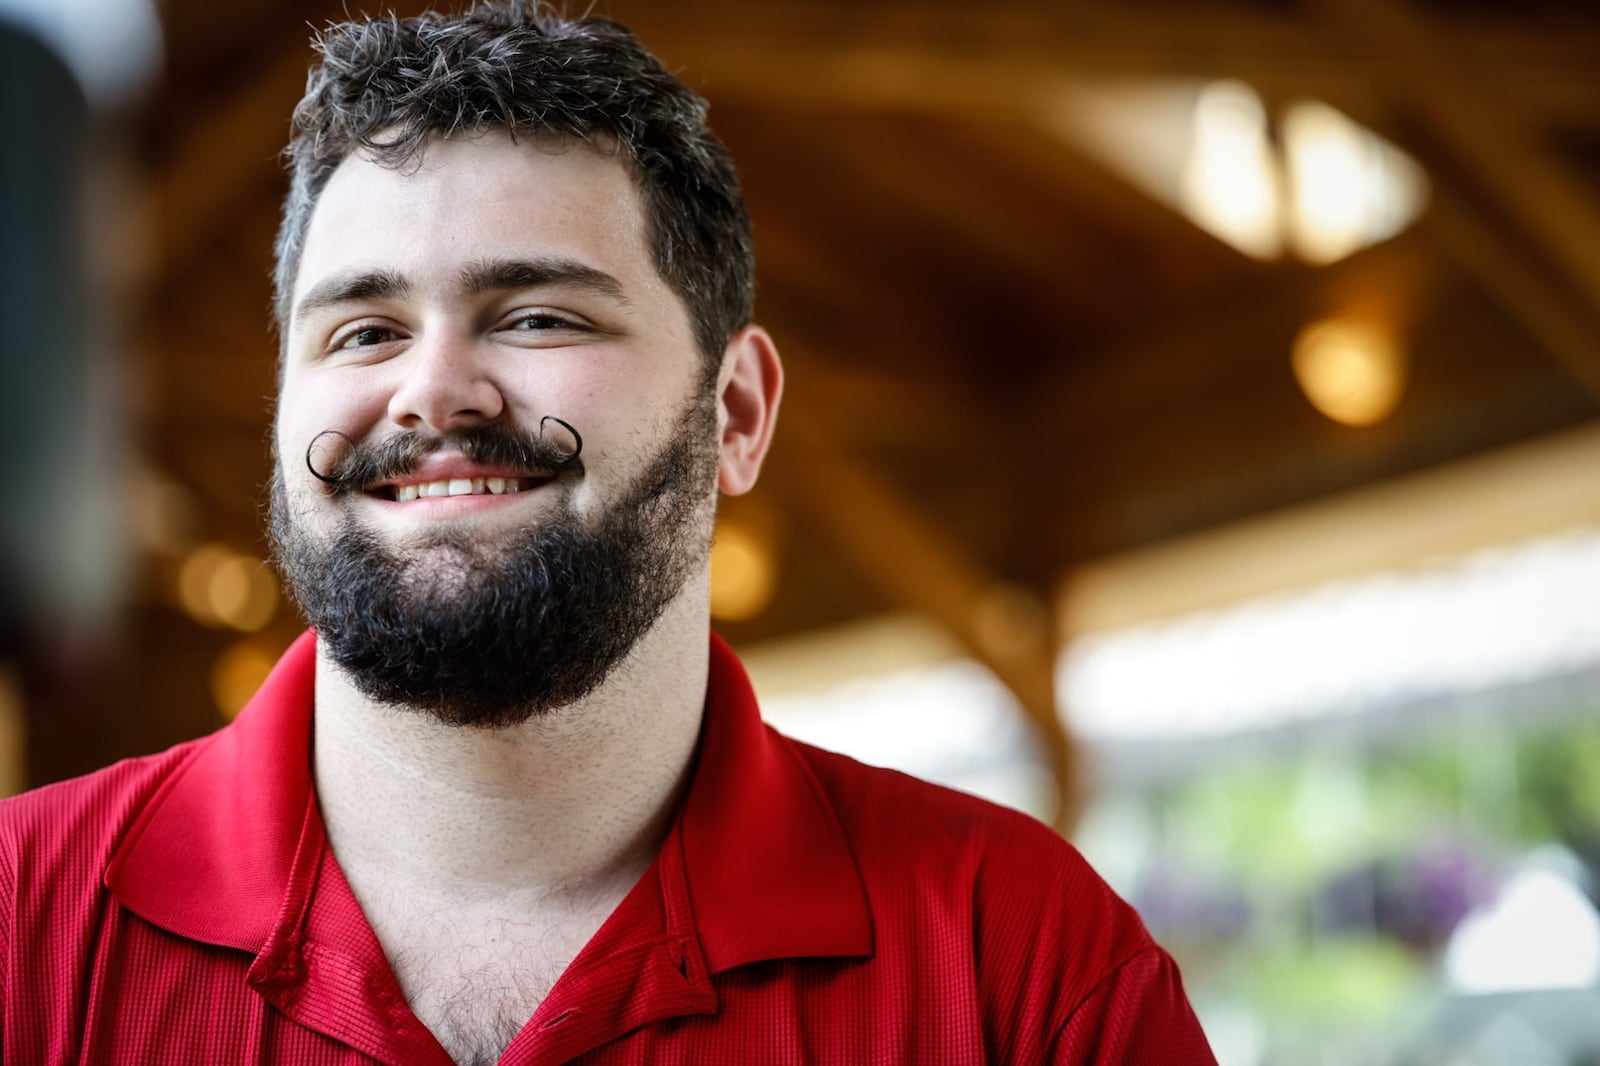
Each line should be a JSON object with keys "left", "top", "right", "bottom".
{"left": 104, "top": 630, "right": 873, "bottom": 969}
{"left": 679, "top": 633, "right": 874, "bottom": 972}
{"left": 105, "top": 630, "right": 320, "bottom": 951}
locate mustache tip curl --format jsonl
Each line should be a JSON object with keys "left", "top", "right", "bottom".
{"left": 539, "top": 416, "right": 583, "bottom": 465}
{"left": 306, "top": 429, "right": 357, "bottom": 487}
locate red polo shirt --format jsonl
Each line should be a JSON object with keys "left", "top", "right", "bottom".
{"left": 0, "top": 631, "right": 1214, "bottom": 1063}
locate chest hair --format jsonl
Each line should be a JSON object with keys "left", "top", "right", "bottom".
{"left": 379, "top": 903, "right": 614, "bottom": 1065}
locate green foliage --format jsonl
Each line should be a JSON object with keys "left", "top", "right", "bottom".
{"left": 1120, "top": 696, "right": 1600, "bottom": 1058}
{"left": 1244, "top": 937, "right": 1423, "bottom": 1027}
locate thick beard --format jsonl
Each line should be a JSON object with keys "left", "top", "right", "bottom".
{"left": 268, "top": 391, "right": 719, "bottom": 728}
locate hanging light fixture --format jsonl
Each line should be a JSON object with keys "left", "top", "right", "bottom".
{"left": 1283, "top": 100, "right": 1430, "bottom": 266}
{"left": 1291, "top": 315, "right": 1408, "bottom": 428}
{"left": 1055, "top": 80, "right": 1429, "bottom": 266}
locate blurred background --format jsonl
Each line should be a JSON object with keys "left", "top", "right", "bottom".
{"left": 4, "top": 0, "right": 1600, "bottom": 1061}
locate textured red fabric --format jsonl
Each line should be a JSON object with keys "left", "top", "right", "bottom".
{"left": 0, "top": 631, "right": 1216, "bottom": 1064}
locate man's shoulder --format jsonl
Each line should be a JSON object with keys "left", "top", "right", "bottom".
{"left": 779, "top": 729, "right": 1089, "bottom": 872}
{"left": 775, "top": 728, "right": 1142, "bottom": 936}
{"left": 771, "top": 730, "right": 1196, "bottom": 1056}
{"left": 0, "top": 734, "right": 211, "bottom": 878}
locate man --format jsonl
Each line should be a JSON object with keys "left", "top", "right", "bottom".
{"left": 0, "top": 4, "right": 1216, "bottom": 1063}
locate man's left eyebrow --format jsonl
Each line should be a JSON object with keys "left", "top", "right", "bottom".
{"left": 460, "top": 257, "right": 630, "bottom": 304}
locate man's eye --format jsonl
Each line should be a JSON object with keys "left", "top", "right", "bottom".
{"left": 509, "top": 313, "right": 583, "bottom": 331}
{"left": 338, "top": 326, "right": 394, "bottom": 348}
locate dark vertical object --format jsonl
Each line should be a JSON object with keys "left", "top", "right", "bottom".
{"left": 0, "top": 24, "right": 90, "bottom": 639}
{"left": 0, "top": 23, "right": 114, "bottom": 788}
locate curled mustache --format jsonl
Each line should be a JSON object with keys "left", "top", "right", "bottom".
{"left": 305, "top": 416, "right": 584, "bottom": 495}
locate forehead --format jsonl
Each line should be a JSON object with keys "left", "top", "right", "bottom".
{"left": 292, "top": 131, "right": 660, "bottom": 312}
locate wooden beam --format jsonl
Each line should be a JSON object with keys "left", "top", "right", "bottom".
{"left": 138, "top": 0, "right": 1600, "bottom": 324}
{"left": 1421, "top": 189, "right": 1600, "bottom": 403}
{"left": 803, "top": 114, "right": 1232, "bottom": 312}
{"left": 798, "top": 118, "right": 1111, "bottom": 305}
{"left": 1060, "top": 417, "right": 1600, "bottom": 634}
{"left": 768, "top": 409, "right": 1082, "bottom": 830}
{"left": 1308, "top": 0, "right": 1600, "bottom": 402}
{"left": 777, "top": 360, "right": 970, "bottom": 450}
{"left": 1022, "top": 232, "right": 1438, "bottom": 448}
{"left": 612, "top": 1, "right": 1599, "bottom": 124}
{"left": 136, "top": 44, "right": 308, "bottom": 316}
{"left": 1022, "top": 269, "right": 1305, "bottom": 450}
{"left": 944, "top": 113, "right": 1236, "bottom": 270}
{"left": 739, "top": 168, "right": 982, "bottom": 411}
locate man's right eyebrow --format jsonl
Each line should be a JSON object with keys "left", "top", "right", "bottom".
{"left": 292, "top": 269, "right": 410, "bottom": 322}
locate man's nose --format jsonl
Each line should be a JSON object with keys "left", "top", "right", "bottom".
{"left": 385, "top": 333, "right": 505, "bottom": 432}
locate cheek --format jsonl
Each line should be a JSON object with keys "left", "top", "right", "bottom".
{"left": 276, "top": 373, "right": 390, "bottom": 450}
{"left": 535, "top": 369, "right": 684, "bottom": 505}
{"left": 520, "top": 358, "right": 646, "bottom": 444}
{"left": 273, "top": 381, "right": 368, "bottom": 500}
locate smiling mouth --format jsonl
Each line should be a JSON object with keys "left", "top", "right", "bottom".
{"left": 373, "top": 476, "right": 552, "bottom": 502}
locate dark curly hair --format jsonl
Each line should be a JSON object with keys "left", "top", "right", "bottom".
{"left": 273, "top": 1, "right": 753, "bottom": 373}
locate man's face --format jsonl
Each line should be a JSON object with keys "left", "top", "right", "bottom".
{"left": 271, "top": 131, "right": 720, "bottom": 725}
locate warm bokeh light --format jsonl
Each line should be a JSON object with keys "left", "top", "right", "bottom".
{"left": 127, "top": 464, "right": 200, "bottom": 557}
{"left": 177, "top": 543, "right": 279, "bottom": 631}
{"left": 0, "top": 665, "right": 23, "bottom": 799}
{"left": 1179, "top": 80, "right": 1284, "bottom": 260}
{"left": 709, "top": 519, "right": 777, "bottom": 621}
{"left": 210, "top": 639, "right": 279, "bottom": 720}
{"left": 1059, "top": 80, "right": 1426, "bottom": 266}
{"left": 1284, "top": 101, "right": 1429, "bottom": 265}
{"left": 1291, "top": 316, "right": 1406, "bottom": 427}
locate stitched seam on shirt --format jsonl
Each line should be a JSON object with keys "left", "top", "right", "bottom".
{"left": 0, "top": 813, "right": 12, "bottom": 991}
{"left": 1058, "top": 943, "right": 1165, "bottom": 1027}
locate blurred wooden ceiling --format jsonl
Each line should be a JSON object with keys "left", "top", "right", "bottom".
{"left": 32, "top": 0, "right": 1600, "bottom": 792}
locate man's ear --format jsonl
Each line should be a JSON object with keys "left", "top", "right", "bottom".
{"left": 715, "top": 325, "right": 783, "bottom": 496}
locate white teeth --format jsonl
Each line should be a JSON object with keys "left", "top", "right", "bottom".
{"left": 393, "top": 477, "right": 528, "bottom": 501}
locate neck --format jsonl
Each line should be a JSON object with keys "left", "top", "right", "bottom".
{"left": 311, "top": 586, "right": 711, "bottom": 904}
